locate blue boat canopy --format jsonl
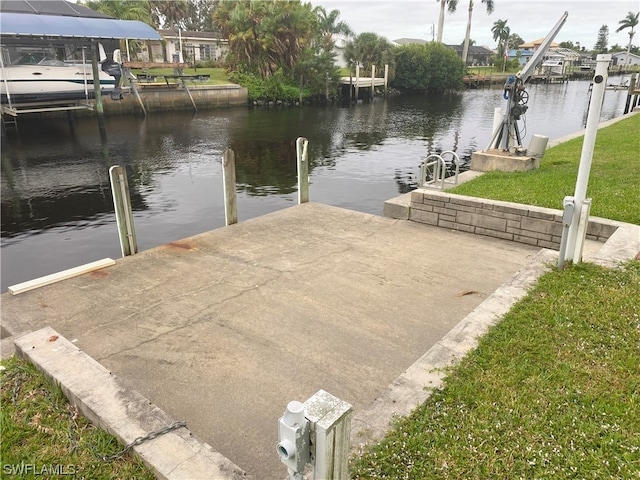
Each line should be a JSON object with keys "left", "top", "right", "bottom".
{"left": 0, "top": 12, "right": 162, "bottom": 41}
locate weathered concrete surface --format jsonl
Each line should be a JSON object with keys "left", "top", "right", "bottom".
{"left": 1, "top": 202, "right": 540, "bottom": 479}
{"left": 351, "top": 248, "right": 558, "bottom": 446}
{"left": 471, "top": 149, "right": 539, "bottom": 172}
{"left": 14, "top": 327, "right": 248, "bottom": 480}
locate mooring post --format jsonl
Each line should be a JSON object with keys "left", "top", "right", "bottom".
{"left": 355, "top": 64, "right": 360, "bottom": 100}
{"left": 370, "top": 64, "right": 375, "bottom": 100}
{"left": 222, "top": 148, "right": 238, "bottom": 225}
{"left": 109, "top": 166, "right": 138, "bottom": 256}
{"left": 624, "top": 73, "right": 636, "bottom": 114}
{"left": 296, "top": 137, "right": 309, "bottom": 204}
{"left": 384, "top": 64, "right": 389, "bottom": 96}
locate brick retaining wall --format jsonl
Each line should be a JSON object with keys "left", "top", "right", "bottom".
{"left": 410, "top": 189, "right": 618, "bottom": 250}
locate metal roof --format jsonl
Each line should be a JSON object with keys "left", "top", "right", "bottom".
{"left": 0, "top": 1, "right": 161, "bottom": 42}
{"left": 0, "top": 12, "right": 162, "bottom": 41}
{"left": 0, "top": 0, "right": 112, "bottom": 18}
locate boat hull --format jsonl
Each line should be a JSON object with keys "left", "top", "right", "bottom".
{"left": 1, "top": 64, "right": 115, "bottom": 103}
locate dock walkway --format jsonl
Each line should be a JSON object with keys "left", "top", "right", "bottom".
{"left": 1, "top": 203, "right": 541, "bottom": 479}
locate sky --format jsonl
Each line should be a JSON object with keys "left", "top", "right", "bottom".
{"left": 311, "top": 0, "right": 639, "bottom": 51}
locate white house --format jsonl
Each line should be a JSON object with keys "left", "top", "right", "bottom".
{"left": 611, "top": 51, "right": 640, "bottom": 67}
{"left": 149, "top": 30, "right": 228, "bottom": 64}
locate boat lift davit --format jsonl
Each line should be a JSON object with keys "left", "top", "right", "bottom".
{"left": 489, "top": 11, "right": 569, "bottom": 152}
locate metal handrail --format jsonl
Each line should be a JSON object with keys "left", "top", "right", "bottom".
{"left": 420, "top": 151, "right": 461, "bottom": 189}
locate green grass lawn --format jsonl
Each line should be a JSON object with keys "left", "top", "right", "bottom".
{"left": 1, "top": 356, "right": 155, "bottom": 479}
{"left": 450, "top": 113, "right": 640, "bottom": 225}
{"left": 131, "top": 67, "right": 231, "bottom": 85}
{"left": 352, "top": 260, "right": 640, "bottom": 478}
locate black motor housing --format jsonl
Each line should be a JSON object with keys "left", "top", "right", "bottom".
{"left": 101, "top": 59, "right": 123, "bottom": 100}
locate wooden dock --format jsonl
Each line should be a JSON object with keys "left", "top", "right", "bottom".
{"left": 339, "top": 64, "right": 388, "bottom": 100}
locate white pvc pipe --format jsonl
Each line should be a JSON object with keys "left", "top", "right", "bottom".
{"left": 565, "top": 54, "right": 610, "bottom": 262}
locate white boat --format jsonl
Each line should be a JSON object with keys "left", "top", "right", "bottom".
{"left": 540, "top": 55, "right": 565, "bottom": 75}
{"left": 0, "top": 53, "right": 117, "bottom": 103}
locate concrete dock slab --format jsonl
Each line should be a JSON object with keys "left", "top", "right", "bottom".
{"left": 1, "top": 202, "right": 541, "bottom": 479}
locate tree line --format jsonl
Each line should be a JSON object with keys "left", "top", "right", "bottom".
{"left": 81, "top": 1, "right": 638, "bottom": 102}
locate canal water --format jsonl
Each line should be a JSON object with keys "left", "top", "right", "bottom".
{"left": 1, "top": 78, "right": 632, "bottom": 292}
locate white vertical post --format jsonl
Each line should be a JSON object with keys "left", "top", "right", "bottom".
{"left": 370, "top": 64, "right": 375, "bottom": 100}
{"left": 222, "top": 149, "right": 237, "bottom": 225}
{"left": 109, "top": 166, "right": 138, "bottom": 257}
{"left": 296, "top": 137, "right": 309, "bottom": 204}
{"left": 572, "top": 198, "right": 592, "bottom": 261}
{"left": 355, "top": 63, "right": 360, "bottom": 100}
{"left": 303, "top": 390, "right": 353, "bottom": 480}
{"left": 565, "top": 54, "right": 610, "bottom": 262}
{"left": 384, "top": 64, "right": 389, "bottom": 96}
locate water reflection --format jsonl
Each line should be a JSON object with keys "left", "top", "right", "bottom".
{"left": 1, "top": 78, "right": 632, "bottom": 291}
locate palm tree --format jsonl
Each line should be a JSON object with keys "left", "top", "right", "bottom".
{"left": 314, "top": 6, "right": 353, "bottom": 54}
{"left": 461, "top": 0, "right": 494, "bottom": 65}
{"left": 616, "top": 11, "right": 639, "bottom": 67}
{"left": 82, "top": 0, "right": 153, "bottom": 25}
{"left": 151, "top": 0, "right": 189, "bottom": 30}
{"left": 214, "top": 0, "right": 315, "bottom": 78}
{"left": 436, "top": 0, "right": 459, "bottom": 43}
{"left": 344, "top": 32, "right": 395, "bottom": 76}
{"left": 491, "top": 19, "right": 510, "bottom": 71}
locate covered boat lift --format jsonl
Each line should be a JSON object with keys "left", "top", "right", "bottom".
{"left": 0, "top": 0, "right": 161, "bottom": 131}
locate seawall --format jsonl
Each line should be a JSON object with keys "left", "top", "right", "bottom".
{"left": 100, "top": 83, "right": 248, "bottom": 115}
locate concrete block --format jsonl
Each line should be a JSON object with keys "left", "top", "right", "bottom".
{"left": 521, "top": 216, "right": 562, "bottom": 236}
{"left": 593, "top": 222, "right": 640, "bottom": 268}
{"left": 423, "top": 199, "right": 447, "bottom": 209}
{"left": 433, "top": 206, "right": 452, "bottom": 215}
{"left": 586, "top": 218, "right": 619, "bottom": 240}
{"left": 457, "top": 211, "right": 507, "bottom": 232}
{"left": 506, "top": 219, "right": 522, "bottom": 229}
{"left": 475, "top": 228, "right": 513, "bottom": 241}
{"left": 450, "top": 203, "right": 477, "bottom": 213}
{"left": 471, "top": 150, "right": 540, "bottom": 172}
{"left": 438, "top": 219, "right": 457, "bottom": 229}
{"left": 455, "top": 223, "right": 476, "bottom": 233}
{"left": 383, "top": 193, "right": 412, "bottom": 220}
{"left": 411, "top": 202, "right": 434, "bottom": 212}
{"left": 493, "top": 203, "right": 528, "bottom": 216}
{"left": 538, "top": 239, "right": 558, "bottom": 249}
{"left": 448, "top": 195, "right": 479, "bottom": 208}
{"left": 513, "top": 235, "right": 540, "bottom": 246}
{"left": 527, "top": 208, "right": 560, "bottom": 222}
{"left": 410, "top": 209, "right": 438, "bottom": 225}
{"left": 410, "top": 190, "right": 424, "bottom": 204}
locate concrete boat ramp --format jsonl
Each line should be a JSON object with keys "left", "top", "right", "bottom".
{"left": 2, "top": 202, "right": 546, "bottom": 479}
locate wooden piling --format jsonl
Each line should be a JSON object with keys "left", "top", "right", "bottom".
{"left": 296, "top": 137, "right": 309, "bottom": 204}
{"left": 222, "top": 149, "right": 238, "bottom": 225}
{"left": 109, "top": 166, "right": 138, "bottom": 256}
